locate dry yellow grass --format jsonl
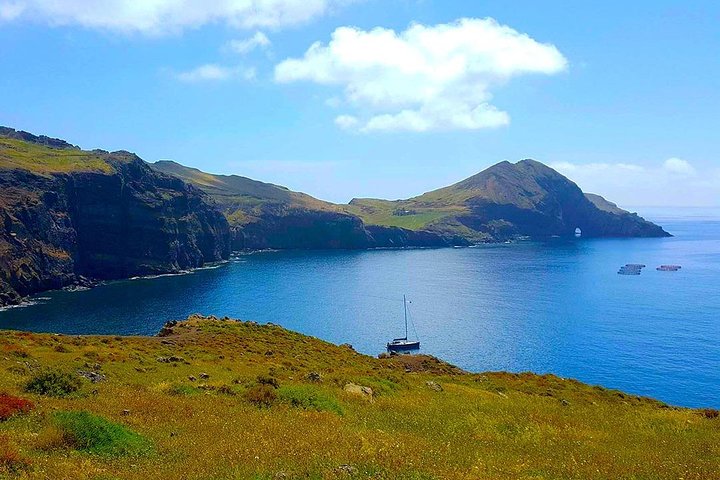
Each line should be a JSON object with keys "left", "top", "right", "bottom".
{"left": 0, "top": 316, "right": 717, "bottom": 479}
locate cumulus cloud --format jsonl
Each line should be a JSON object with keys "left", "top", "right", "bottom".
{"left": 551, "top": 158, "right": 718, "bottom": 207}
{"left": 226, "top": 31, "right": 271, "bottom": 54}
{"left": 0, "top": 0, "right": 353, "bottom": 34}
{"left": 274, "top": 18, "right": 567, "bottom": 132}
{"left": 175, "top": 64, "right": 256, "bottom": 82}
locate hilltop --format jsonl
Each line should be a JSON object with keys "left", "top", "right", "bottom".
{"left": 347, "top": 159, "right": 669, "bottom": 242}
{"left": 0, "top": 316, "right": 716, "bottom": 479}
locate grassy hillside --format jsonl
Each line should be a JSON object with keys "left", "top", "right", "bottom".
{"left": 0, "top": 316, "right": 716, "bottom": 479}
{"left": 152, "top": 161, "right": 340, "bottom": 226}
{"left": 0, "top": 137, "right": 115, "bottom": 175}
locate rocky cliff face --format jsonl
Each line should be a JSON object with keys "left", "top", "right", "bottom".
{"left": 0, "top": 129, "right": 231, "bottom": 307}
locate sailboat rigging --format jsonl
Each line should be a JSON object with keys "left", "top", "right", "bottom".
{"left": 387, "top": 295, "right": 421, "bottom": 352}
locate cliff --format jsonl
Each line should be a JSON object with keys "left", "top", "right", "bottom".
{"left": 0, "top": 128, "right": 231, "bottom": 307}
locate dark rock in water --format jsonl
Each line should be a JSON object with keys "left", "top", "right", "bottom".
{"left": 0, "top": 131, "right": 231, "bottom": 307}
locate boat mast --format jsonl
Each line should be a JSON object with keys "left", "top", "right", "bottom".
{"left": 403, "top": 294, "right": 408, "bottom": 340}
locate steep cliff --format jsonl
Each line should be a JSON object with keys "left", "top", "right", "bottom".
{"left": 0, "top": 128, "right": 231, "bottom": 306}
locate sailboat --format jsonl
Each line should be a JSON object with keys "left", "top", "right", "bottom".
{"left": 387, "top": 295, "right": 421, "bottom": 352}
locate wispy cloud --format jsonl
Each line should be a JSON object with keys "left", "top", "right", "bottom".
{"left": 275, "top": 18, "right": 567, "bottom": 133}
{"left": 551, "top": 158, "right": 719, "bottom": 207}
{"left": 226, "top": 31, "right": 271, "bottom": 55}
{"left": 174, "top": 64, "right": 256, "bottom": 83}
{"left": 0, "top": 0, "right": 356, "bottom": 35}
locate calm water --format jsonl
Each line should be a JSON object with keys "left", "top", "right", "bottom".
{"left": 1, "top": 208, "right": 718, "bottom": 408}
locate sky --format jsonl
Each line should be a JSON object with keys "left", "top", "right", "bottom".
{"left": 0, "top": 0, "right": 718, "bottom": 207}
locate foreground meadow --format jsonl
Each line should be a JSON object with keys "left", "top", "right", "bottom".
{"left": 0, "top": 315, "right": 717, "bottom": 479}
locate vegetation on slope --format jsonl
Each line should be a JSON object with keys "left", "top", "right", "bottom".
{"left": 152, "top": 160, "right": 340, "bottom": 227}
{"left": 0, "top": 316, "right": 716, "bottom": 479}
{"left": 0, "top": 136, "right": 114, "bottom": 175}
{"left": 347, "top": 160, "right": 669, "bottom": 240}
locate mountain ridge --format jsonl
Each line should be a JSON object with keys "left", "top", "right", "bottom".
{"left": 0, "top": 126, "right": 670, "bottom": 306}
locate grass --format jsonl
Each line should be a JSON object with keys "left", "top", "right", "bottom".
{"left": 52, "top": 411, "right": 153, "bottom": 457}
{"left": 0, "top": 137, "right": 114, "bottom": 174}
{"left": 0, "top": 315, "right": 715, "bottom": 479}
{"left": 278, "top": 385, "right": 344, "bottom": 415}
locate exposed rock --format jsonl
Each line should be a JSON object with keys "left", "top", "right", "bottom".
{"left": 343, "top": 383, "right": 374, "bottom": 402}
{"left": 156, "top": 356, "right": 184, "bottom": 364}
{"left": 305, "top": 371, "right": 322, "bottom": 383}
{"left": 78, "top": 370, "right": 106, "bottom": 383}
{"left": 337, "top": 465, "right": 358, "bottom": 476}
{"left": 426, "top": 381, "right": 443, "bottom": 392}
{"left": 199, "top": 372, "right": 210, "bottom": 380}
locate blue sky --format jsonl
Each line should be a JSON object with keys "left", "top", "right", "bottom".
{"left": 1, "top": 0, "right": 718, "bottom": 206}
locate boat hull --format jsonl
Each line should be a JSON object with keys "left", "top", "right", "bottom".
{"left": 387, "top": 341, "right": 420, "bottom": 352}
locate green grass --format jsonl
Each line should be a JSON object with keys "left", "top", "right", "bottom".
{"left": 345, "top": 200, "right": 458, "bottom": 230}
{"left": 53, "top": 411, "right": 153, "bottom": 457}
{"left": 0, "top": 137, "right": 114, "bottom": 174}
{"left": 278, "top": 385, "right": 344, "bottom": 415}
{"left": 0, "top": 316, "right": 716, "bottom": 479}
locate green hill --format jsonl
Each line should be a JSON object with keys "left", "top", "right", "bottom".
{"left": 347, "top": 159, "right": 669, "bottom": 241}
{"left": 0, "top": 316, "right": 716, "bottom": 479}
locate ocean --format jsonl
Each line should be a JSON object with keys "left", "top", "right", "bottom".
{"left": 1, "top": 207, "right": 718, "bottom": 408}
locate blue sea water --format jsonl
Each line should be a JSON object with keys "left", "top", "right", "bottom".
{"left": 1, "top": 208, "right": 718, "bottom": 408}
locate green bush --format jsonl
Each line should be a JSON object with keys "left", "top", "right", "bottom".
{"left": 53, "top": 411, "right": 152, "bottom": 457}
{"left": 278, "top": 385, "right": 343, "bottom": 416}
{"left": 25, "top": 370, "right": 82, "bottom": 397}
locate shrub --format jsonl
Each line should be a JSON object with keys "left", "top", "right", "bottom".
{"left": 256, "top": 375, "right": 280, "bottom": 389}
{"left": 0, "top": 394, "right": 35, "bottom": 421}
{"left": 0, "top": 435, "right": 31, "bottom": 473}
{"left": 25, "top": 370, "right": 82, "bottom": 397}
{"left": 53, "top": 411, "right": 152, "bottom": 457}
{"left": 243, "top": 384, "right": 277, "bottom": 407}
{"left": 700, "top": 408, "right": 719, "bottom": 419}
{"left": 278, "top": 385, "right": 343, "bottom": 416}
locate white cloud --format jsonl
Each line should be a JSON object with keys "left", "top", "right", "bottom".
{"left": 226, "top": 31, "right": 271, "bottom": 54}
{"left": 0, "top": 0, "right": 353, "bottom": 34}
{"left": 275, "top": 18, "right": 567, "bottom": 132}
{"left": 663, "top": 157, "right": 696, "bottom": 176}
{"left": 0, "top": 1, "right": 24, "bottom": 20}
{"left": 334, "top": 114, "right": 359, "bottom": 130}
{"left": 551, "top": 158, "right": 718, "bottom": 207}
{"left": 175, "top": 64, "right": 255, "bottom": 82}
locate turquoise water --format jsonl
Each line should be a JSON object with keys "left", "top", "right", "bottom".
{"left": 1, "top": 208, "right": 718, "bottom": 408}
